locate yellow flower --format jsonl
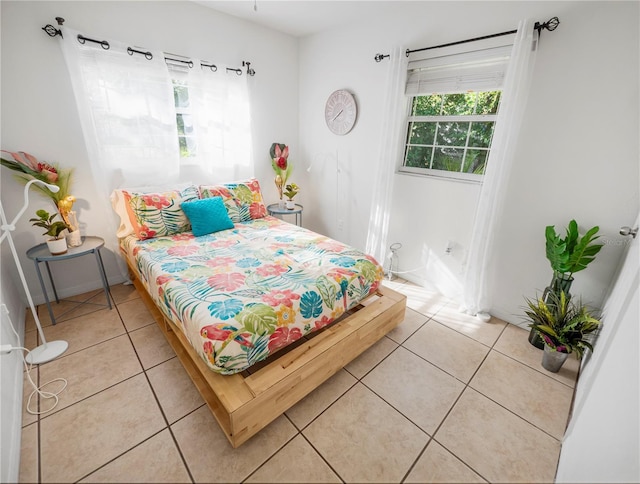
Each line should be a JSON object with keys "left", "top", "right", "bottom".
{"left": 276, "top": 305, "right": 296, "bottom": 327}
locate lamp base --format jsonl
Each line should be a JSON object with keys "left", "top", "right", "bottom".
{"left": 25, "top": 340, "right": 68, "bottom": 365}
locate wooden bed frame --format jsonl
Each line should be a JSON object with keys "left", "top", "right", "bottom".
{"left": 127, "top": 260, "right": 407, "bottom": 448}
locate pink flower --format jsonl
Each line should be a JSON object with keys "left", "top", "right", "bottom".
{"left": 168, "top": 245, "right": 198, "bottom": 256}
{"left": 37, "top": 162, "right": 58, "bottom": 182}
{"left": 156, "top": 274, "right": 173, "bottom": 285}
{"left": 268, "top": 326, "right": 302, "bottom": 352}
{"left": 276, "top": 156, "right": 287, "bottom": 170}
{"left": 256, "top": 264, "right": 288, "bottom": 277}
{"left": 262, "top": 289, "right": 300, "bottom": 308}
{"left": 249, "top": 202, "right": 266, "bottom": 219}
{"left": 142, "top": 194, "right": 171, "bottom": 210}
{"left": 205, "top": 256, "right": 236, "bottom": 268}
{"left": 207, "top": 273, "right": 245, "bottom": 291}
{"left": 138, "top": 225, "right": 157, "bottom": 239}
{"left": 314, "top": 315, "right": 333, "bottom": 331}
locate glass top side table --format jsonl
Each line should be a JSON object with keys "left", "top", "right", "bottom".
{"left": 26, "top": 235, "right": 112, "bottom": 325}
{"left": 267, "top": 203, "right": 303, "bottom": 227}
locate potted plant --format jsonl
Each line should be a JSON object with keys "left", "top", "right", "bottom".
{"left": 525, "top": 291, "right": 602, "bottom": 372}
{"left": 283, "top": 183, "right": 299, "bottom": 209}
{"left": 529, "top": 219, "right": 604, "bottom": 348}
{"left": 30, "top": 209, "right": 70, "bottom": 255}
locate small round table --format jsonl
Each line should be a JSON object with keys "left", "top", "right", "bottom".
{"left": 26, "top": 236, "right": 112, "bottom": 325}
{"left": 267, "top": 203, "right": 303, "bottom": 227}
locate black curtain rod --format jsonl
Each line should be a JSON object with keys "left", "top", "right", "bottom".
{"left": 374, "top": 16, "right": 559, "bottom": 62}
{"left": 405, "top": 16, "right": 559, "bottom": 57}
{"left": 41, "top": 16, "right": 255, "bottom": 76}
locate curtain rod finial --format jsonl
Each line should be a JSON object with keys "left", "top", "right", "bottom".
{"left": 55, "top": 17, "right": 65, "bottom": 25}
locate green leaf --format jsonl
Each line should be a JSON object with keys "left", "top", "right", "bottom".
{"left": 234, "top": 303, "right": 277, "bottom": 335}
{"left": 316, "top": 275, "right": 337, "bottom": 307}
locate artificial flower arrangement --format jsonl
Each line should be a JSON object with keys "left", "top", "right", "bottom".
{"left": 283, "top": 183, "right": 299, "bottom": 201}
{"left": 1, "top": 150, "right": 82, "bottom": 246}
{"left": 270, "top": 143, "right": 293, "bottom": 203}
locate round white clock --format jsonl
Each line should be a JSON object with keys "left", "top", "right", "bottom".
{"left": 325, "top": 89, "right": 357, "bottom": 135}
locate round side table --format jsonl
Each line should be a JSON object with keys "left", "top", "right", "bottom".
{"left": 26, "top": 236, "right": 112, "bottom": 325}
{"left": 267, "top": 203, "right": 303, "bottom": 227}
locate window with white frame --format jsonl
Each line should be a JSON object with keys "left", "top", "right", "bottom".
{"left": 167, "top": 61, "right": 197, "bottom": 160}
{"left": 400, "top": 38, "right": 514, "bottom": 181}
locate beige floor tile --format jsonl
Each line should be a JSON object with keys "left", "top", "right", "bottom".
{"left": 172, "top": 406, "right": 297, "bottom": 483}
{"left": 146, "top": 357, "right": 204, "bottom": 423}
{"left": 405, "top": 440, "right": 486, "bottom": 483}
{"left": 344, "top": 336, "right": 398, "bottom": 379}
{"left": 37, "top": 289, "right": 105, "bottom": 325}
{"left": 470, "top": 350, "right": 574, "bottom": 439}
{"left": 402, "top": 284, "right": 450, "bottom": 317}
{"left": 40, "top": 374, "right": 166, "bottom": 483}
{"left": 22, "top": 370, "right": 38, "bottom": 426}
{"left": 246, "top": 434, "right": 341, "bottom": 483}
{"left": 303, "top": 383, "right": 428, "bottom": 483}
{"left": 79, "top": 429, "right": 191, "bottom": 483}
{"left": 404, "top": 321, "right": 489, "bottom": 383}
{"left": 39, "top": 335, "right": 142, "bottom": 414}
{"left": 286, "top": 368, "right": 357, "bottom": 429}
{"left": 387, "top": 307, "right": 430, "bottom": 344}
{"left": 432, "top": 302, "right": 507, "bottom": 347}
{"left": 436, "top": 388, "right": 560, "bottom": 483}
{"left": 129, "top": 323, "right": 175, "bottom": 369}
{"left": 363, "top": 347, "right": 464, "bottom": 435}
{"left": 40, "top": 307, "right": 125, "bottom": 356}
{"left": 109, "top": 282, "right": 140, "bottom": 304}
{"left": 19, "top": 422, "right": 38, "bottom": 484}
{"left": 117, "top": 298, "right": 155, "bottom": 331}
{"left": 494, "top": 323, "right": 579, "bottom": 387}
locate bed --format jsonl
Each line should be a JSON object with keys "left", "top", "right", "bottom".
{"left": 112, "top": 179, "right": 406, "bottom": 447}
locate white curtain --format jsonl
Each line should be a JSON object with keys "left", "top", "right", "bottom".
{"left": 60, "top": 28, "right": 179, "bottom": 278}
{"left": 60, "top": 28, "right": 179, "bottom": 193}
{"left": 461, "top": 19, "right": 538, "bottom": 318}
{"left": 366, "top": 46, "right": 409, "bottom": 266}
{"left": 187, "top": 64, "right": 253, "bottom": 181}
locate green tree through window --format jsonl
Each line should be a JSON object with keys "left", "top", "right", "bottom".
{"left": 403, "top": 91, "right": 501, "bottom": 180}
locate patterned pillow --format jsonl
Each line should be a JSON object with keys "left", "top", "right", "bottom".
{"left": 199, "top": 178, "right": 267, "bottom": 223}
{"left": 123, "top": 185, "right": 199, "bottom": 240}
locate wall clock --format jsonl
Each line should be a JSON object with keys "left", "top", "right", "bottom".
{"left": 325, "top": 89, "right": 357, "bottom": 135}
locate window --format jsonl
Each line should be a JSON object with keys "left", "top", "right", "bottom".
{"left": 399, "top": 38, "right": 513, "bottom": 181}
{"left": 167, "top": 61, "right": 197, "bottom": 160}
{"left": 173, "top": 79, "right": 197, "bottom": 159}
{"left": 403, "top": 90, "right": 501, "bottom": 180}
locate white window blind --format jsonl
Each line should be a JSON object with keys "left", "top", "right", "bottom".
{"left": 405, "top": 35, "right": 515, "bottom": 95}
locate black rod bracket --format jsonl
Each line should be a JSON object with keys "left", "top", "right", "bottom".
{"left": 42, "top": 16, "right": 64, "bottom": 38}
{"left": 374, "top": 53, "right": 390, "bottom": 63}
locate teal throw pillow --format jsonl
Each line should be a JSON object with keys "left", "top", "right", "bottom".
{"left": 181, "top": 196, "right": 234, "bottom": 237}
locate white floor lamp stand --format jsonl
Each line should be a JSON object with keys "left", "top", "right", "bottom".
{"left": 0, "top": 179, "right": 68, "bottom": 364}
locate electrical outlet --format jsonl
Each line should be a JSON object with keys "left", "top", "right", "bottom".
{"left": 338, "top": 219, "right": 344, "bottom": 230}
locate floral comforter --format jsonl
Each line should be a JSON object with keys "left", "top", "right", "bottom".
{"left": 120, "top": 216, "right": 383, "bottom": 375}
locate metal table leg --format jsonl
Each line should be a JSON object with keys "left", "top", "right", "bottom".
{"left": 44, "top": 260, "right": 60, "bottom": 303}
{"left": 94, "top": 248, "right": 112, "bottom": 309}
{"left": 34, "top": 260, "right": 56, "bottom": 325}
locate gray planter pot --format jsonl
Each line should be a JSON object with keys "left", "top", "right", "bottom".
{"left": 542, "top": 344, "right": 569, "bottom": 372}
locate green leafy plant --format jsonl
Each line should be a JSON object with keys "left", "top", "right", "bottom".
{"left": 283, "top": 183, "right": 299, "bottom": 200}
{"left": 525, "top": 291, "right": 602, "bottom": 358}
{"left": 29, "top": 209, "right": 69, "bottom": 240}
{"left": 545, "top": 220, "right": 604, "bottom": 278}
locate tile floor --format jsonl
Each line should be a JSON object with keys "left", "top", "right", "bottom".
{"left": 19, "top": 278, "right": 580, "bottom": 483}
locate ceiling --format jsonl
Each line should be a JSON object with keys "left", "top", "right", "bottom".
{"left": 194, "top": 1, "right": 399, "bottom": 37}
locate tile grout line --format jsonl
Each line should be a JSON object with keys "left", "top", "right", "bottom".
{"left": 115, "top": 298, "right": 197, "bottom": 484}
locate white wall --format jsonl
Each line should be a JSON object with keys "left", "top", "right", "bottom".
{"left": 299, "top": 1, "right": 639, "bottom": 321}
{"left": 1, "top": 0, "right": 299, "bottom": 304}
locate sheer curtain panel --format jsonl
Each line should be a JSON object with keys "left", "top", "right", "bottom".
{"left": 461, "top": 19, "right": 538, "bottom": 319}
{"left": 186, "top": 64, "right": 253, "bottom": 181}
{"left": 366, "top": 46, "right": 409, "bottom": 266}
{"left": 60, "top": 28, "right": 179, "bottom": 277}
